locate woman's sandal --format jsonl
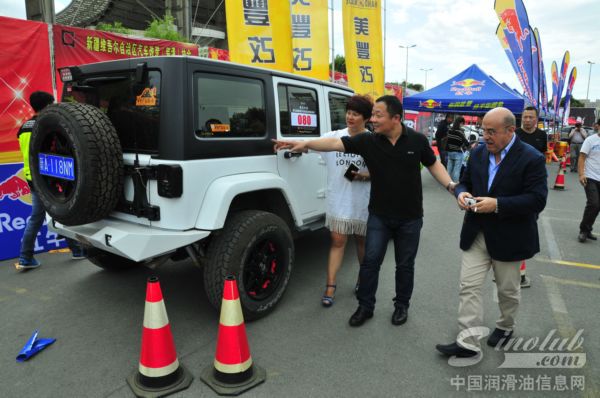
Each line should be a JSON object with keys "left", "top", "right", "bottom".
{"left": 321, "top": 284, "right": 337, "bottom": 307}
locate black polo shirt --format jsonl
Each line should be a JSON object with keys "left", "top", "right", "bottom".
{"left": 516, "top": 127, "right": 547, "bottom": 154}
{"left": 341, "top": 124, "right": 436, "bottom": 219}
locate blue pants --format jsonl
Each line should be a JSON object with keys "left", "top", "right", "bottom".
{"left": 20, "top": 190, "right": 45, "bottom": 260}
{"left": 447, "top": 151, "right": 464, "bottom": 182}
{"left": 357, "top": 214, "right": 423, "bottom": 311}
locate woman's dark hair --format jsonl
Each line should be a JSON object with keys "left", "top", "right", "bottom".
{"left": 451, "top": 116, "right": 465, "bottom": 130}
{"left": 346, "top": 94, "right": 373, "bottom": 120}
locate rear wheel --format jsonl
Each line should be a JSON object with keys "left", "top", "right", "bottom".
{"left": 204, "top": 210, "right": 294, "bottom": 321}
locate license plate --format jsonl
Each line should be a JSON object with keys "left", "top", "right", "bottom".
{"left": 38, "top": 153, "right": 75, "bottom": 181}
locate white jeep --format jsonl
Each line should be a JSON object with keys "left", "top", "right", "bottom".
{"left": 29, "top": 56, "right": 353, "bottom": 319}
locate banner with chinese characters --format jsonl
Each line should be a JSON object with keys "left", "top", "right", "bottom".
{"left": 342, "top": 0, "right": 384, "bottom": 98}
{"left": 0, "top": 16, "right": 53, "bottom": 165}
{"left": 225, "top": 0, "right": 292, "bottom": 72}
{"left": 290, "top": 0, "right": 329, "bottom": 80}
{"left": 53, "top": 24, "right": 198, "bottom": 95}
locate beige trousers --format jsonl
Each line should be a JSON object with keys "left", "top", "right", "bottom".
{"left": 458, "top": 233, "right": 521, "bottom": 346}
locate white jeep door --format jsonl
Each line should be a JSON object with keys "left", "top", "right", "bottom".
{"left": 273, "top": 77, "right": 327, "bottom": 220}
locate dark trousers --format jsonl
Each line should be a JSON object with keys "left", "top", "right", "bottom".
{"left": 357, "top": 214, "right": 423, "bottom": 311}
{"left": 439, "top": 150, "right": 448, "bottom": 168}
{"left": 580, "top": 178, "right": 600, "bottom": 234}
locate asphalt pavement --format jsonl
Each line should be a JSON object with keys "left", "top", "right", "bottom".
{"left": 1, "top": 163, "right": 598, "bottom": 398}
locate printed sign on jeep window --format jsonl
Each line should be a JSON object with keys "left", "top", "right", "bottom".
{"left": 194, "top": 73, "right": 266, "bottom": 138}
{"left": 278, "top": 85, "right": 319, "bottom": 136}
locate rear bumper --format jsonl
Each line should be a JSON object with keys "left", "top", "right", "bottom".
{"left": 49, "top": 218, "right": 211, "bottom": 262}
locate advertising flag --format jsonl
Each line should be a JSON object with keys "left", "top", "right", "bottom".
{"left": 496, "top": 23, "right": 526, "bottom": 94}
{"left": 342, "top": 0, "right": 384, "bottom": 98}
{"left": 551, "top": 61, "right": 559, "bottom": 115}
{"left": 562, "top": 67, "right": 577, "bottom": 124}
{"left": 291, "top": 0, "right": 329, "bottom": 80}
{"left": 534, "top": 28, "right": 548, "bottom": 112}
{"left": 495, "top": 0, "right": 536, "bottom": 107}
{"left": 225, "top": 0, "right": 293, "bottom": 72}
{"left": 556, "top": 50, "right": 570, "bottom": 114}
{"left": 529, "top": 25, "right": 540, "bottom": 108}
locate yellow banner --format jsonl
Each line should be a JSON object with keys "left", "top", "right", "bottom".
{"left": 225, "top": 0, "right": 292, "bottom": 72}
{"left": 342, "top": 0, "right": 384, "bottom": 98}
{"left": 291, "top": 0, "right": 329, "bottom": 81}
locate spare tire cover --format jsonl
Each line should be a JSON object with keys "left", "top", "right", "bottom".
{"left": 29, "top": 103, "right": 123, "bottom": 226}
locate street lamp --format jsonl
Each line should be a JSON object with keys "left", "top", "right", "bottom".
{"left": 420, "top": 68, "right": 432, "bottom": 90}
{"left": 399, "top": 44, "right": 416, "bottom": 97}
{"left": 586, "top": 61, "right": 595, "bottom": 101}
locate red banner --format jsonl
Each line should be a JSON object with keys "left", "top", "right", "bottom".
{"left": 53, "top": 24, "right": 199, "bottom": 95}
{"left": 0, "top": 16, "right": 53, "bottom": 163}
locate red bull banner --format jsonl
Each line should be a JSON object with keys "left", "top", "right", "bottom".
{"left": 291, "top": 0, "right": 329, "bottom": 81}
{"left": 555, "top": 50, "right": 570, "bottom": 116}
{"left": 0, "top": 16, "right": 53, "bottom": 165}
{"left": 562, "top": 67, "right": 577, "bottom": 124}
{"left": 342, "top": 0, "right": 384, "bottom": 98}
{"left": 534, "top": 28, "right": 548, "bottom": 112}
{"left": 551, "top": 61, "right": 559, "bottom": 115}
{"left": 496, "top": 23, "right": 526, "bottom": 98}
{"left": 0, "top": 164, "right": 67, "bottom": 261}
{"left": 495, "top": 0, "right": 536, "bottom": 107}
{"left": 224, "top": 0, "right": 293, "bottom": 72}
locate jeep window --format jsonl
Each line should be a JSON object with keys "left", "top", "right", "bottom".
{"left": 194, "top": 74, "right": 266, "bottom": 138}
{"left": 328, "top": 93, "right": 350, "bottom": 131}
{"left": 63, "top": 71, "right": 161, "bottom": 154}
{"left": 278, "top": 85, "right": 320, "bottom": 136}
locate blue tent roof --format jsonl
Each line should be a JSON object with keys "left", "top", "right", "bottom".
{"left": 404, "top": 64, "right": 526, "bottom": 115}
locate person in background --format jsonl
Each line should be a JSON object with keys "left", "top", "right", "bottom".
{"left": 516, "top": 106, "right": 547, "bottom": 155}
{"left": 569, "top": 122, "right": 588, "bottom": 172}
{"left": 435, "top": 114, "right": 454, "bottom": 168}
{"left": 436, "top": 107, "right": 547, "bottom": 358}
{"left": 576, "top": 119, "right": 600, "bottom": 243}
{"left": 274, "top": 96, "right": 455, "bottom": 327}
{"left": 17, "top": 91, "right": 86, "bottom": 271}
{"left": 318, "top": 95, "right": 372, "bottom": 307}
{"left": 445, "top": 116, "right": 469, "bottom": 182}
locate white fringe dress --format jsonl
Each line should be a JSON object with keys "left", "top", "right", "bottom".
{"left": 320, "top": 129, "right": 371, "bottom": 236}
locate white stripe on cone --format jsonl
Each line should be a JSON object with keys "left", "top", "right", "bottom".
{"left": 139, "top": 359, "right": 180, "bottom": 378}
{"left": 143, "top": 300, "right": 170, "bottom": 329}
{"left": 219, "top": 299, "right": 244, "bottom": 327}
{"left": 214, "top": 357, "right": 253, "bottom": 374}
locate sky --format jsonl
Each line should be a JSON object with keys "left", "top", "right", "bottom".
{"left": 1, "top": 0, "right": 599, "bottom": 102}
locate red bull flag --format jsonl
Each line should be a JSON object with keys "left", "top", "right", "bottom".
{"left": 496, "top": 23, "right": 526, "bottom": 97}
{"left": 562, "top": 67, "right": 577, "bottom": 124}
{"left": 555, "top": 50, "right": 570, "bottom": 116}
{"left": 495, "top": 0, "right": 537, "bottom": 107}
{"left": 534, "top": 28, "right": 548, "bottom": 112}
{"left": 551, "top": 61, "right": 559, "bottom": 116}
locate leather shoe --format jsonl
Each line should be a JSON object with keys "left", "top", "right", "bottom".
{"left": 578, "top": 232, "right": 587, "bottom": 243}
{"left": 487, "top": 328, "right": 513, "bottom": 347}
{"left": 586, "top": 232, "right": 597, "bottom": 240}
{"left": 435, "top": 342, "right": 478, "bottom": 357}
{"left": 391, "top": 305, "right": 408, "bottom": 325}
{"left": 348, "top": 306, "right": 373, "bottom": 327}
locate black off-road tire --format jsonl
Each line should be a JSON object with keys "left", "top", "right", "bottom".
{"left": 86, "top": 247, "right": 139, "bottom": 271}
{"left": 204, "top": 211, "right": 294, "bottom": 321}
{"left": 29, "top": 103, "right": 123, "bottom": 226}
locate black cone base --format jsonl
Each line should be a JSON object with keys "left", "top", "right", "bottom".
{"left": 200, "top": 364, "right": 266, "bottom": 396}
{"left": 127, "top": 364, "right": 193, "bottom": 398}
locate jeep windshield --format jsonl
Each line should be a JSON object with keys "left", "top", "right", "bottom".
{"left": 62, "top": 70, "right": 161, "bottom": 154}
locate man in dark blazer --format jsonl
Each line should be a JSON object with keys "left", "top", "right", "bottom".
{"left": 436, "top": 107, "right": 548, "bottom": 358}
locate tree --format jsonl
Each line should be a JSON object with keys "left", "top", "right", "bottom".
{"left": 144, "top": 15, "right": 187, "bottom": 42}
{"left": 548, "top": 96, "right": 584, "bottom": 108}
{"left": 96, "top": 21, "right": 130, "bottom": 35}
{"left": 329, "top": 55, "right": 346, "bottom": 74}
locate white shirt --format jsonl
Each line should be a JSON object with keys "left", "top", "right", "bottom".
{"left": 320, "top": 129, "right": 370, "bottom": 223}
{"left": 581, "top": 133, "right": 600, "bottom": 181}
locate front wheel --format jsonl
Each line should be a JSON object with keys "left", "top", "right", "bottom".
{"left": 204, "top": 211, "right": 294, "bottom": 321}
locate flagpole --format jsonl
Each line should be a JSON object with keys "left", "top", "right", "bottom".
{"left": 330, "top": 0, "right": 335, "bottom": 82}
{"left": 383, "top": 0, "right": 386, "bottom": 85}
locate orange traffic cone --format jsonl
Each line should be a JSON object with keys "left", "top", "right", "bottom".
{"left": 553, "top": 165, "right": 565, "bottom": 190}
{"left": 200, "top": 275, "right": 266, "bottom": 395}
{"left": 551, "top": 152, "right": 559, "bottom": 162}
{"left": 127, "top": 277, "right": 193, "bottom": 397}
{"left": 565, "top": 154, "right": 571, "bottom": 169}
{"left": 520, "top": 261, "right": 526, "bottom": 275}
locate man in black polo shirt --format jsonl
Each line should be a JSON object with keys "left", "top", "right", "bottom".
{"left": 516, "top": 106, "right": 547, "bottom": 155}
{"left": 273, "top": 95, "right": 455, "bottom": 327}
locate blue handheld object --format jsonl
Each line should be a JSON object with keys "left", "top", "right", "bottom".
{"left": 16, "top": 330, "right": 56, "bottom": 362}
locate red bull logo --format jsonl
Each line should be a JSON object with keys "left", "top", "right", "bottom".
{"left": 419, "top": 99, "right": 442, "bottom": 109}
{"left": 500, "top": 9, "right": 530, "bottom": 52}
{"left": 0, "top": 170, "right": 32, "bottom": 205}
{"left": 452, "top": 79, "right": 486, "bottom": 88}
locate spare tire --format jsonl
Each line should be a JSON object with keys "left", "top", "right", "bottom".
{"left": 29, "top": 103, "right": 123, "bottom": 226}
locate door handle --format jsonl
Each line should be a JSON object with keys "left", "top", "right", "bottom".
{"left": 284, "top": 151, "right": 302, "bottom": 159}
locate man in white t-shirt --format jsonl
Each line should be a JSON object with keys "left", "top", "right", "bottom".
{"left": 577, "top": 119, "right": 600, "bottom": 242}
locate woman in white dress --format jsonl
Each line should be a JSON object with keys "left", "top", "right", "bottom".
{"left": 320, "top": 95, "right": 373, "bottom": 307}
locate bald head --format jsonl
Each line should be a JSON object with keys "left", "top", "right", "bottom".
{"left": 482, "top": 107, "right": 516, "bottom": 154}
